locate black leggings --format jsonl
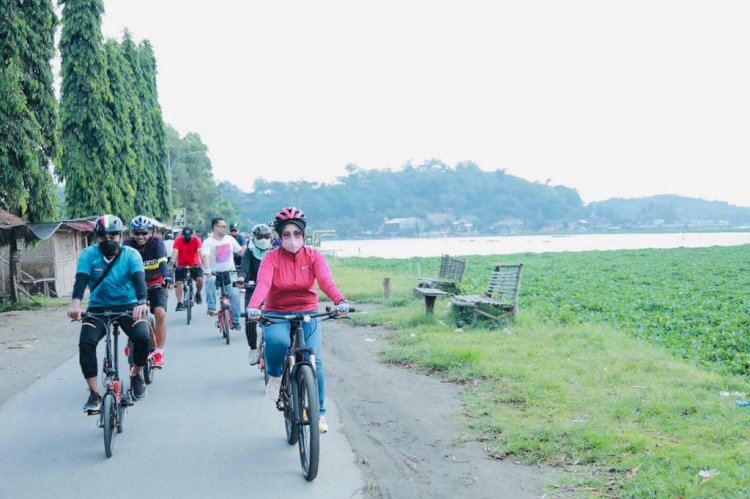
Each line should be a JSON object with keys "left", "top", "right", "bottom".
{"left": 79, "top": 313, "right": 151, "bottom": 379}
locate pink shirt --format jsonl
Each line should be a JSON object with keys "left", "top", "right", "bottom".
{"left": 248, "top": 246, "right": 345, "bottom": 311}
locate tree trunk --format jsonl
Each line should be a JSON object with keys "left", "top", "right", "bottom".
{"left": 9, "top": 235, "right": 19, "bottom": 303}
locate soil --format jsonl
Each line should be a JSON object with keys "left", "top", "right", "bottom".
{"left": 0, "top": 304, "right": 560, "bottom": 498}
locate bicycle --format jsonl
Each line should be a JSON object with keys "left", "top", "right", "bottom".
{"left": 240, "top": 281, "right": 266, "bottom": 381}
{"left": 79, "top": 310, "right": 135, "bottom": 458}
{"left": 176, "top": 266, "right": 196, "bottom": 325}
{"left": 259, "top": 306, "right": 355, "bottom": 481}
{"left": 125, "top": 286, "right": 161, "bottom": 385}
{"left": 213, "top": 270, "right": 237, "bottom": 345}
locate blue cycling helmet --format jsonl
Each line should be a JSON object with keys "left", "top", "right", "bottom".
{"left": 129, "top": 215, "right": 153, "bottom": 231}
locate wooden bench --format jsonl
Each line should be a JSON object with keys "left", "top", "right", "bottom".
{"left": 416, "top": 254, "right": 467, "bottom": 292}
{"left": 449, "top": 264, "right": 523, "bottom": 324}
{"left": 413, "top": 287, "right": 449, "bottom": 315}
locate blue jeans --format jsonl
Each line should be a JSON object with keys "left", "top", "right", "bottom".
{"left": 206, "top": 273, "right": 241, "bottom": 324}
{"left": 263, "top": 311, "right": 326, "bottom": 414}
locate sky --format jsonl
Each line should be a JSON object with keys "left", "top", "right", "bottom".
{"left": 98, "top": 1, "right": 750, "bottom": 207}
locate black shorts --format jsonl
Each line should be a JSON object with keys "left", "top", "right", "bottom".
{"left": 175, "top": 266, "right": 203, "bottom": 281}
{"left": 148, "top": 286, "right": 169, "bottom": 313}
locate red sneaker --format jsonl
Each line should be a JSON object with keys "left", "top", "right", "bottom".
{"left": 153, "top": 351, "right": 164, "bottom": 368}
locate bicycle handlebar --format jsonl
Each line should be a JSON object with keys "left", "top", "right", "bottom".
{"left": 257, "top": 306, "right": 355, "bottom": 325}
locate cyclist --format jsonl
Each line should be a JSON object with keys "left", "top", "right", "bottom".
{"left": 246, "top": 207, "right": 350, "bottom": 434}
{"left": 124, "top": 215, "right": 171, "bottom": 368}
{"left": 229, "top": 223, "right": 246, "bottom": 267}
{"left": 163, "top": 232, "right": 175, "bottom": 266}
{"left": 172, "top": 226, "right": 204, "bottom": 311}
{"left": 201, "top": 217, "right": 244, "bottom": 328}
{"left": 68, "top": 215, "right": 150, "bottom": 411}
{"left": 236, "top": 223, "right": 273, "bottom": 364}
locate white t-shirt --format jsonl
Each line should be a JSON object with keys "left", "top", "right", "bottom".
{"left": 163, "top": 239, "right": 174, "bottom": 257}
{"left": 201, "top": 235, "right": 241, "bottom": 272}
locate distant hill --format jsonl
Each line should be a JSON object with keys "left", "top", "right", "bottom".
{"left": 587, "top": 195, "right": 750, "bottom": 226}
{"left": 220, "top": 164, "right": 749, "bottom": 237}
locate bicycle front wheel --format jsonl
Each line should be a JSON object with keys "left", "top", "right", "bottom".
{"left": 223, "top": 308, "right": 231, "bottom": 345}
{"left": 283, "top": 370, "right": 298, "bottom": 445}
{"left": 296, "top": 364, "right": 320, "bottom": 481}
{"left": 186, "top": 283, "right": 193, "bottom": 325}
{"left": 247, "top": 320, "right": 257, "bottom": 349}
{"left": 102, "top": 392, "right": 116, "bottom": 458}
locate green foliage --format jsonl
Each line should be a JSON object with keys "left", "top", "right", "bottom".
{"left": 224, "top": 160, "right": 585, "bottom": 236}
{"left": 590, "top": 194, "right": 750, "bottom": 225}
{"left": 0, "top": 0, "right": 57, "bottom": 223}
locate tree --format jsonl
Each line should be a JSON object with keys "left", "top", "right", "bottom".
{"left": 57, "top": 0, "right": 121, "bottom": 218}
{"left": 0, "top": 0, "right": 57, "bottom": 223}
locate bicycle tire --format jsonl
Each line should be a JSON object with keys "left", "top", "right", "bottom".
{"left": 102, "top": 392, "right": 116, "bottom": 458}
{"left": 284, "top": 369, "right": 298, "bottom": 445}
{"left": 223, "top": 308, "right": 231, "bottom": 345}
{"left": 143, "top": 356, "right": 154, "bottom": 385}
{"left": 296, "top": 364, "right": 320, "bottom": 481}
{"left": 246, "top": 320, "right": 258, "bottom": 349}
{"left": 186, "top": 282, "right": 192, "bottom": 325}
{"left": 116, "top": 396, "right": 124, "bottom": 434}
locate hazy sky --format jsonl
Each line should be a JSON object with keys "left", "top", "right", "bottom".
{"left": 99, "top": 1, "right": 750, "bottom": 207}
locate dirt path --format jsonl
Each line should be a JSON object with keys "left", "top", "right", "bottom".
{"left": 1, "top": 304, "right": 559, "bottom": 497}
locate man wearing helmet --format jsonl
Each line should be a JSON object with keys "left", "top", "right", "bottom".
{"left": 246, "top": 207, "right": 350, "bottom": 434}
{"left": 68, "top": 215, "right": 151, "bottom": 412}
{"left": 124, "top": 215, "right": 171, "bottom": 368}
{"left": 236, "top": 223, "right": 273, "bottom": 364}
{"left": 172, "top": 226, "right": 204, "bottom": 310}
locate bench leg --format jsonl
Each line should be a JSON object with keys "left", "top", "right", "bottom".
{"left": 424, "top": 295, "right": 437, "bottom": 315}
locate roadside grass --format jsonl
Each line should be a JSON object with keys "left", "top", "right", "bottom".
{"left": 0, "top": 295, "right": 68, "bottom": 313}
{"left": 328, "top": 251, "right": 750, "bottom": 497}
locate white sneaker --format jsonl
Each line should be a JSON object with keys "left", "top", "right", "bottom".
{"left": 265, "top": 376, "right": 281, "bottom": 400}
{"left": 248, "top": 348, "right": 260, "bottom": 365}
{"left": 318, "top": 415, "right": 328, "bottom": 434}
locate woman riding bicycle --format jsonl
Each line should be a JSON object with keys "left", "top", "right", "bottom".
{"left": 236, "top": 223, "right": 273, "bottom": 364}
{"left": 246, "top": 207, "right": 349, "bottom": 434}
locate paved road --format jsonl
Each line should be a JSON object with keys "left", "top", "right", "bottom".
{"left": 0, "top": 304, "right": 364, "bottom": 498}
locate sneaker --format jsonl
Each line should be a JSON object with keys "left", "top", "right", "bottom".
{"left": 318, "top": 415, "right": 328, "bottom": 434}
{"left": 83, "top": 390, "right": 102, "bottom": 413}
{"left": 265, "top": 376, "right": 282, "bottom": 400}
{"left": 232, "top": 323, "right": 241, "bottom": 330}
{"left": 248, "top": 348, "right": 260, "bottom": 365}
{"left": 207, "top": 308, "right": 217, "bottom": 316}
{"left": 175, "top": 302, "right": 186, "bottom": 312}
{"left": 131, "top": 373, "right": 147, "bottom": 400}
{"left": 153, "top": 351, "right": 164, "bottom": 368}
{"left": 195, "top": 292, "right": 202, "bottom": 304}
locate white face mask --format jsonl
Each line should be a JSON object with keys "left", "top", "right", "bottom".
{"left": 254, "top": 238, "right": 271, "bottom": 250}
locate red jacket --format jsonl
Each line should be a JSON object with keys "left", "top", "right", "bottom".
{"left": 248, "top": 246, "right": 345, "bottom": 311}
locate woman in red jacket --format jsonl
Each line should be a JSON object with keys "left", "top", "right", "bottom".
{"left": 246, "top": 208, "right": 349, "bottom": 434}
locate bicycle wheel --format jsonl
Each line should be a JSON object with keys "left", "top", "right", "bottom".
{"left": 116, "top": 395, "right": 125, "bottom": 434}
{"left": 102, "top": 392, "right": 116, "bottom": 458}
{"left": 186, "top": 282, "right": 193, "bottom": 325}
{"left": 143, "top": 356, "right": 155, "bottom": 384}
{"left": 223, "top": 308, "right": 231, "bottom": 345}
{"left": 246, "top": 320, "right": 258, "bottom": 349}
{"left": 296, "top": 364, "right": 320, "bottom": 481}
{"left": 283, "top": 370, "right": 298, "bottom": 445}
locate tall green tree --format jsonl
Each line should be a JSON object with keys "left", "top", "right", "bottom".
{"left": 0, "top": 0, "right": 57, "bottom": 223}
{"left": 136, "top": 41, "right": 169, "bottom": 221}
{"left": 57, "top": 0, "right": 122, "bottom": 218}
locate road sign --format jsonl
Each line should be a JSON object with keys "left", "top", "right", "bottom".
{"left": 171, "top": 208, "right": 186, "bottom": 229}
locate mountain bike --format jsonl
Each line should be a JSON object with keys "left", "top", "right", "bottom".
{"left": 125, "top": 286, "right": 160, "bottom": 385}
{"left": 259, "top": 306, "right": 355, "bottom": 481}
{"left": 80, "top": 310, "right": 135, "bottom": 458}
{"left": 176, "top": 266, "right": 196, "bottom": 325}
{"left": 214, "top": 270, "right": 236, "bottom": 345}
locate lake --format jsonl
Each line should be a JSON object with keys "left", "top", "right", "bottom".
{"left": 320, "top": 232, "right": 750, "bottom": 258}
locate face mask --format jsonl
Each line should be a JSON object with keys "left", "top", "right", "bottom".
{"left": 254, "top": 238, "right": 271, "bottom": 250}
{"left": 281, "top": 235, "right": 304, "bottom": 254}
{"left": 99, "top": 240, "right": 120, "bottom": 258}
{"left": 217, "top": 230, "right": 227, "bottom": 238}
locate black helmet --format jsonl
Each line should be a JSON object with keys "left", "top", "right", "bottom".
{"left": 94, "top": 215, "right": 124, "bottom": 236}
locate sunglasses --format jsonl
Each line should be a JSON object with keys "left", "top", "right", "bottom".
{"left": 255, "top": 234, "right": 271, "bottom": 239}
{"left": 281, "top": 230, "right": 304, "bottom": 239}
{"left": 133, "top": 230, "right": 149, "bottom": 236}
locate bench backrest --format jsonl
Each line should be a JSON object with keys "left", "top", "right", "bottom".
{"left": 438, "top": 254, "right": 466, "bottom": 283}
{"left": 484, "top": 264, "right": 523, "bottom": 304}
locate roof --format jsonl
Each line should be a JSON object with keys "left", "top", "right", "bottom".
{"left": 0, "top": 209, "right": 26, "bottom": 229}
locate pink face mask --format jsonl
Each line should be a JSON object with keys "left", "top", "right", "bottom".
{"left": 282, "top": 235, "right": 304, "bottom": 253}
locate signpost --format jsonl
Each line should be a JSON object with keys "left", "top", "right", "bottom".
{"left": 171, "top": 208, "right": 186, "bottom": 230}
